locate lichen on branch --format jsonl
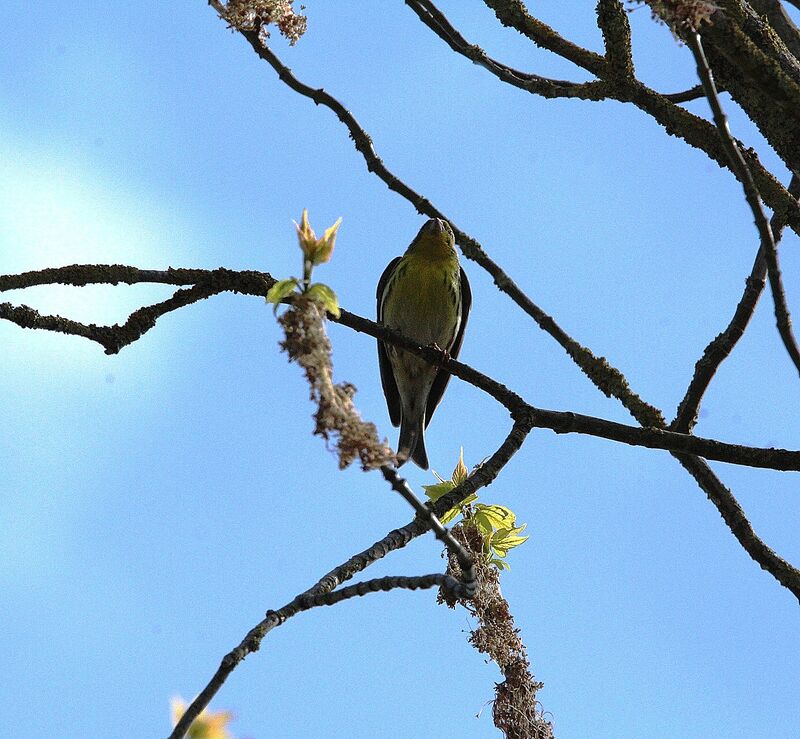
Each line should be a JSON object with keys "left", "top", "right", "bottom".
{"left": 278, "top": 294, "right": 394, "bottom": 470}
{"left": 440, "top": 522, "right": 553, "bottom": 739}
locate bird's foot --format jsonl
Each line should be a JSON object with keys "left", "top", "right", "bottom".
{"left": 430, "top": 342, "right": 451, "bottom": 361}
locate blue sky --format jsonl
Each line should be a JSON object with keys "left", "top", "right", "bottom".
{"left": 2, "top": 2, "right": 800, "bottom": 737}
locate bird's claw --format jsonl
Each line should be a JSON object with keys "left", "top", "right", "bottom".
{"left": 430, "top": 342, "right": 451, "bottom": 361}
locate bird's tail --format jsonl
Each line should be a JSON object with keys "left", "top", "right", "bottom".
{"left": 397, "top": 414, "right": 429, "bottom": 470}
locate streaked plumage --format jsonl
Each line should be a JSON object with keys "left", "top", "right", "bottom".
{"left": 377, "top": 218, "right": 471, "bottom": 469}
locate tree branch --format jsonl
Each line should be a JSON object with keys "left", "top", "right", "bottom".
{"left": 380, "top": 465, "right": 476, "bottom": 599}
{"left": 663, "top": 83, "right": 707, "bottom": 102}
{"left": 0, "top": 267, "right": 272, "bottom": 354}
{"left": 405, "top": 0, "right": 611, "bottom": 100}
{"left": 5, "top": 263, "right": 800, "bottom": 473}
{"left": 672, "top": 175, "right": 800, "bottom": 432}
{"left": 596, "top": 0, "right": 635, "bottom": 80}
{"left": 410, "top": 1, "right": 800, "bottom": 232}
{"left": 482, "top": 0, "right": 608, "bottom": 76}
{"left": 749, "top": 0, "right": 800, "bottom": 61}
{"left": 644, "top": 2, "right": 800, "bottom": 176}
{"left": 687, "top": 30, "right": 800, "bottom": 376}
{"left": 169, "top": 419, "right": 527, "bottom": 739}
{"left": 340, "top": 306, "right": 800, "bottom": 473}
{"left": 674, "top": 453, "right": 800, "bottom": 602}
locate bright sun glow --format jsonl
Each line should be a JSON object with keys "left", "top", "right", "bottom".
{"left": 0, "top": 142, "right": 186, "bottom": 324}
{"left": 0, "top": 139, "right": 197, "bottom": 371}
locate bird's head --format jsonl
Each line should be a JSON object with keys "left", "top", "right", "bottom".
{"left": 408, "top": 218, "right": 456, "bottom": 258}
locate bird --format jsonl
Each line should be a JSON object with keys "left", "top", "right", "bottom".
{"left": 377, "top": 218, "right": 471, "bottom": 469}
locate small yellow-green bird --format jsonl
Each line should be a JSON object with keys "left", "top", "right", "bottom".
{"left": 377, "top": 218, "right": 471, "bottom": 469}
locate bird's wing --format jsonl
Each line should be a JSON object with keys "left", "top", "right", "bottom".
{"left": 377, "top": 256, "right": 403, "bottom": 427}
{"left": 424, "top": 266, "right": 472, "bottom": 429}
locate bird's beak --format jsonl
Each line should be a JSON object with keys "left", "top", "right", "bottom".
{"left": 423, "top": 218, "right": 448, "bottom": 235}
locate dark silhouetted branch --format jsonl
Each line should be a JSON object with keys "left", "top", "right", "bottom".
{"left": 449, "top": 2, "right": 800, "bottom": 232}
{"left": 674, "top": 454, "right": 800, "bottom": 602}
{"left": 673, "top": 175, "right": 800, "bottom": 432}
{"left": 0, "top": 266, "right": 272, "bottom": 354}
{"left": 169, "top": 418, "right": 527, "bottom": 739}
{"left": 482, "top": 0, "right": 607, "bottom": 76}
{"left": 663, "top": 83, "right": 707, "bottom": 103}
{"left": 687, "top": 31, "right": 800, "bottom": 376}
{"left": 405, "top": 0, "right": 611, "bottom": 100}
{"left": 7, "top": 264, "right": 793, "bottom": 472}
{"left": 380, "top": 465, "right": 476, "bottom": 599}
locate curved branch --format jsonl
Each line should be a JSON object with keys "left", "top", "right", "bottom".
{"left": 623, "top": 78, "right": 799, "bottom": 233}
{"left": 404, "top": 1, "right": 800, "bottom": 232}
{"left": 662, "top": 83, "right": 708, "bottom": 103}
{"left": 341, "top": 307, "right": 800, "bottom": 472}
{"left": 380, "top": 465, "right": 476, "bottom": 599}
{"left": 673, "top": 175, "right": 800, "bottom": 432}
{"left": 482, "top": 0, "right": 608, "bottom": 76}
{"left": 675, "top": 453, "right": 800, "bottom": 601}
{"left": 6, "top": 264, "right": 792, "bottom": 472}
{"left": 405, "top": 0, "right": 611, "bottom": 100}
{"left": 169, "top": 418, "right": 529, "bottom": 739}
{"left": 749, "top": 0, "right": 800, "bottom": 61}
{"left": 688, "top": 31, "right": 800, "bottom": 376}
{"left": 0, "top": 267, "right": 273, "bottom": 354}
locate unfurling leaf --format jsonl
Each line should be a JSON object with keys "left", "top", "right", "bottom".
{"left": 293, "top": 209, "right": 343, "bottom": 266}
{"left": 306, "top": 282, "right": 341, "bottom": 318}
{"left": 489, "top": 524, "right": 529, "bottom": 557}
{"left": 452, "top": 446, "right": 468, "bottom": 485}
{"left": 425, "top": 450, "right": 528, "bottom": 569}
{"left": 266, "top": 277, "right": 300, "bottom": 312}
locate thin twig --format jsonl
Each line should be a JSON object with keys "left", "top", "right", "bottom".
{"left": 169, "top": 419, "right": 528, "bottom": 739}
{"left": 380, "top": 465, "right": 476, "bottom": 597}
{"left": 482, "top": 0, "right": 608, "bottom": 76}
{"left": 405, "top": 0, "right": 611, "bottom": 100}
{"left": 674, "top": 453, "right": 800, "bottom": 601}
{"left": 673, "top": 175, "right": 800, "bottom": 432}
{"left": 231, "top": 30, "right": 666, "bottom": 428}
{"left": 687, "top": 31, "right": 800, "bottom": 376}
{"left": 663, "top": 83, "right": 708, "bottom": 103}
{"left": 6, "top": 264, "right": 795, "bottom": 471}
{"left": 0, "top": 267, "right": 272, "bottom": 354}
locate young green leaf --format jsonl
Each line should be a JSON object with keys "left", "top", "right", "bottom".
{"left": 306, "top": 282, "right": 341, "bottom": 318}
{"left": 266, "top": 278, "right": 299, "bottom": 312}
{"left": 490, "top": 524, "right": 529, "bottom": 556}
{"left": 473, "top": 504, "right": 516, "bottom": 531}
{"left": 422, "top": 480, "right": 454, "bottom": 502}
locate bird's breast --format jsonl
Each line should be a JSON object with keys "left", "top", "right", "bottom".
{"left": 382, "top": 256, "right": 461, "bottom": 348}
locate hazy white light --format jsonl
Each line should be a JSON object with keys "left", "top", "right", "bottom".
{"left": 0, "top": 139, "right": 195, "bottom": 367}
